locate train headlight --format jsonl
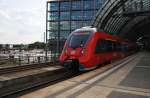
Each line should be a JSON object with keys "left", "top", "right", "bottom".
{"left": 81, "top": 50, "right": 84, "bottom": 54}
{"left": 81, "top": 48, "right": 86, "bottom": 54}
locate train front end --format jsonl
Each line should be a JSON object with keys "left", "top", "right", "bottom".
{"left": 59, "top": 27, "right": 95, "bottom": 71}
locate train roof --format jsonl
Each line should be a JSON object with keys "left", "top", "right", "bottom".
{"left": 73, "top": 26, "right": 97, "bottom": 33}
{"left": 73, "top": 27, "right": 132, "bottom": 44}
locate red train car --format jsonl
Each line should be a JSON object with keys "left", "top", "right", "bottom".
{"left": 59, "top": 27, "right": 134, "bottom": 71}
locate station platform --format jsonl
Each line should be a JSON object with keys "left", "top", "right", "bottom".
{"left": 19, "top": 52, "right": 150, "bottom": 98}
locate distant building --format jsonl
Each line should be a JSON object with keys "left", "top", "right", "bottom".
{"left": 46, "top": 0, "right": 106, "bottom": 54}
{"left": 0, "top": 44, "right": 28, "bottom": 51}
{"left": 0, "top": 44, "right": 13, "bottom": 49}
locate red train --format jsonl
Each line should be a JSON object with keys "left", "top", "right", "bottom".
{"left": 59, "top": 27, "right": 136, "bottom": 71}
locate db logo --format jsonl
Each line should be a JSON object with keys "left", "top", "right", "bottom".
{"left": 71, "top": 50, "right": 75, "bottom": 54}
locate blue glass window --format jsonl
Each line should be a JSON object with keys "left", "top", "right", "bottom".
{"left": 83, "top": 1, "right": 95, "bottom": 10}
{"left": 49, "top": 22, "right": 58, "bottom": 30}
{"left": 83, "top": 21, "right": 91, "bottom": 27}
{"left": 96, "top": 0, "right": 105, "bottom": 4}
{"left": 83, "top": 11, "right": 94, "bottom": 20}
{"left": 49, "top": 31, "right": 58, "bottom": 39}
{"left": 72, "top": 1, "right": 82, "bottom": 10}
{"left": 60, "top": 12, "right": 70, "bottom": 20}
{"left": 60, "top": 31, "right": 70, "bottom": 39}
{"left": 95, "top": 0, "right": 105, "bottom": 9}
{"left": 48, "top": 12, "right": 58, "bottom": 20}
{"left": 60, "top": 21, "right": 70, "bottom": 30}
{"left": 71, "top": 21, "right": 83, "bottom": 30}
{"left": 71, "top": 11, "right": 83, "bottom": 20}
{"left": 60, "top": 2, "right": 70, "bottom": 11}
{"left": 49, "top": 2, "right": 58, "bottom": 11}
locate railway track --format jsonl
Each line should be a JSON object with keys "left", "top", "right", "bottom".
{"left": 0, "top": 63, "right": 55, "bottom": 75}
{"left": 0, "top": 62, "right": 72, "bottom": 98}
{"left": 0, "top": 68, "right": 78, "bottom": 98}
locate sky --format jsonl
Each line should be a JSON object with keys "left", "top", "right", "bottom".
{"left": 0, "top": 0, "right": 48, "bottom": 44}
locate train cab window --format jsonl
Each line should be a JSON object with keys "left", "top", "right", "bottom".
{"left": 68, "top": 31, "right": 92, "bottom": 49}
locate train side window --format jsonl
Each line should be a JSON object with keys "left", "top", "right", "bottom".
{"left": 125, "top": 45, "right": 129, "bottom": 51}
{"left": 119, "top": 43, "right": 122, "bottom": 51}
{"left": 121, "top": 44, "right": 127, "bottom": 51}
{"left": 101, "top": 39, "right": 108, "bottom": 51}
{"left": 113, "top": 42, "right": 120, "bottom": 51}
{"left": 95, "top": 39, "right": 107, "bottom": 53}
{"left": 95, "top": 39, "right": 101, "bottom": 53}
{"left": 112, "top": 42, "right": 116, "bottom": 51}
{"left": 106, "top": 40, "right": 113, "bottom": 51}
{"left": 116, "top": 42, "right": 121, "bottom": 51}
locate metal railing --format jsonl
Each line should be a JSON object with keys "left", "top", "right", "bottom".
{"left": 0, "top": 52, "right": 60, "bottom": 68}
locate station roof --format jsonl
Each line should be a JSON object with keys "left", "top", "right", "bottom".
{"left": 92, "top": 0, "right": 150, "bottom": 41}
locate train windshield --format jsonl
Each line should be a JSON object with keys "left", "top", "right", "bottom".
{"left": 69, "top": 31, "right": 92, "bottom": 48}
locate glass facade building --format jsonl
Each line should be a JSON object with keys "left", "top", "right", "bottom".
{"left": 46, "top": 0, "right": 106, "bottom": 57}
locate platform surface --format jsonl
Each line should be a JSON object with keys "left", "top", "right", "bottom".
{"left": 19, "top": 52, "right": 150, "bottom": 98}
